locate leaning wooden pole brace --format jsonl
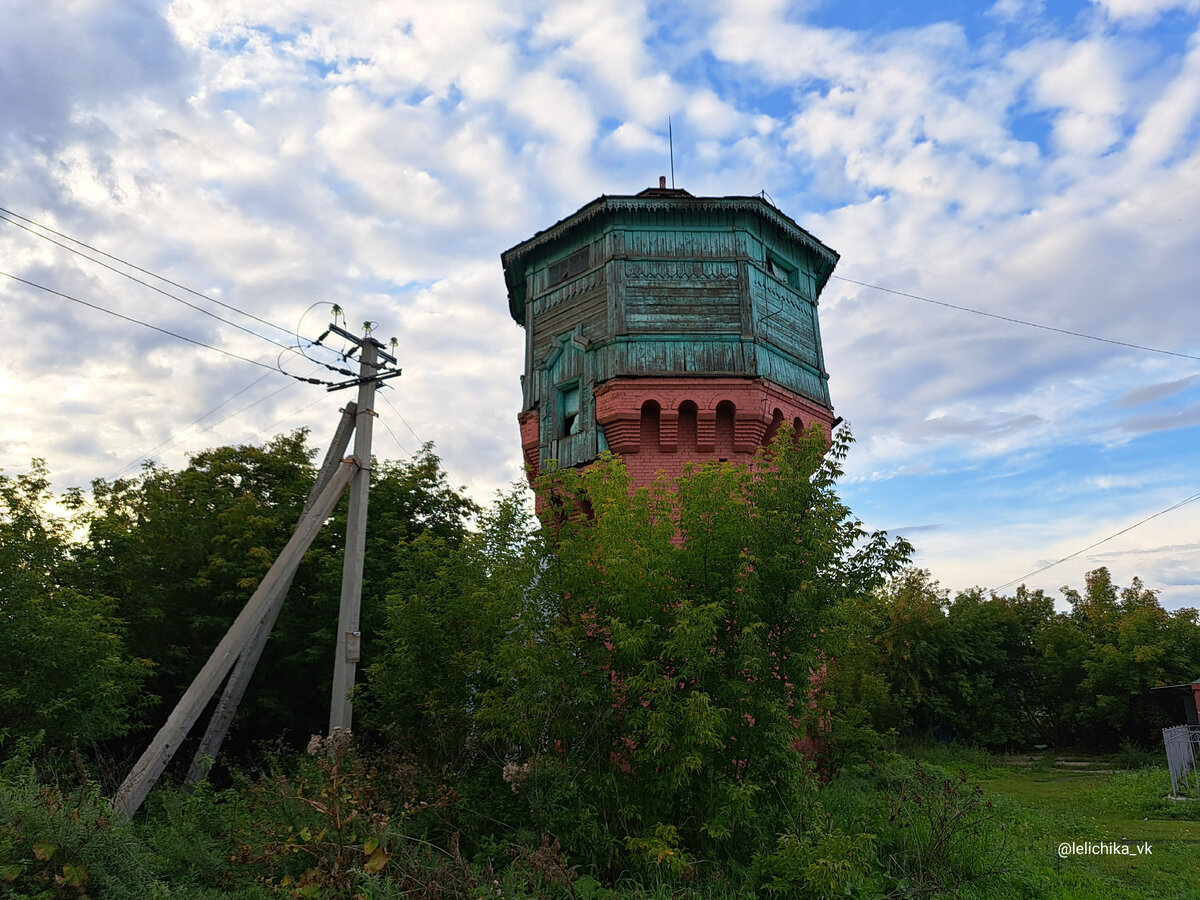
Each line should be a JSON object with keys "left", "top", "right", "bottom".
{"left": 112, "top": 458, "right": 360, "bottom": 822}
{"left": 185, "top": 402, "right": 359, "bottom": 784}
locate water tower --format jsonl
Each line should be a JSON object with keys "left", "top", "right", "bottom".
{"left": 502, "top": 181, "right": 838, "bottom": 488}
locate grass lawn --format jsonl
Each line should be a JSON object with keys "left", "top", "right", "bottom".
{"left": 933, "top": 749, "right": 1200, "bottom": 900}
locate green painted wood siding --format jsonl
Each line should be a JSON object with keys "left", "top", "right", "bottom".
{"left": 503, "top": 193, "right": 837, "bottom": 469}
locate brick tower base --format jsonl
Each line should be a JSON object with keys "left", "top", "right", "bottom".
{"left": 520, "top": 376, "right": 834, "bottom": 493}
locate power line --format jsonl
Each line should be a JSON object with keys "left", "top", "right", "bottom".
{"left": 0, "top": 211, "right": 301, "bottom": 355}
{"left": 109, "top": 371, "right": 276, "bottom": 479}
{"left": 109, "top": 371, "right": 316, "bottom": 479}
{"left": 377, "top": 413, "right": 413, "bottom": 457}
{"left": 0, "top": 205, "right": 297, "bottom": 341}
{"left": 0, "top": 270, "right": 328, "bottom": 383}
{"left": 990, "top": 489, "right": 1200, "bottom": 593}
{"left": 258, "top": 393, "right": 329, "bottom": 436}
{"left": 379, "top": 391, "right": 427, "bottom": 448}
{"left": 375, "top": 391, "right": 471, "bottom": 492}
{"left": 833, "top": 274, "right": 1200, "bottom": 363}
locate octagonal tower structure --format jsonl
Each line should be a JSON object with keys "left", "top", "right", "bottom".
{"left": 503, "top": 183, "right": 839, "bottom": 489}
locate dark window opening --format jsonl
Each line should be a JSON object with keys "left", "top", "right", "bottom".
{"left": 560, "top": 385, "right": 581, "bottom": 437}
{"left": 764, "top": 408, "right": 785, "bottom": 446}
{"left": 715, "top": 400, "right": 735, "bottom": 458}
{"left": 640, "top": 399, "right": 661, "bottom": 451}
{"left": 678, "top": 400, "right": 698, "bottom": 453}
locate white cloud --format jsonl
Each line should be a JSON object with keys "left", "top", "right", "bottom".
{"left": 2, "top": 0, "right": 1199, "bottom": 607}
{"left": 988, "top": 0, "right": 1046, "bottom": 22}
{"left": 1092, "top": 0, "right": 1200, "bottom": 22}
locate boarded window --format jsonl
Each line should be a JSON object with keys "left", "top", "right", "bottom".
{"left": 547, "top": 247, "right": 590, "bottom": 287}
{"left": 766, "top": 254, "right": 796, "bottom": 287}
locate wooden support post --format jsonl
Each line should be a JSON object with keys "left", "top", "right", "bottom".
{"left": 112, "top": 459, "right": 358, "bottom": 821}
{"left": 328, "top": 340, "right": 379, "bottom": 735}
{"left": 184, "top": 402, "right": 359, "bottom": 784}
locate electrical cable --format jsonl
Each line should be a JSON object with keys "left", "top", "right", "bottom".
{"left": 379, "top": 391, "right": 427, "bottom": 447}
{"left": 0, "top": 205, "right": 296, "bottom": 340}
{"left": 377, "top": 414, "right": 414, "bottom": 458}
{"left": 108, "top": 371, "right": 277, "bottom": 479}
{"left": 832, "top": 274, "right": 1200, "bottom": 363}
{"left": 376, "top": 391, "right": 470, "bottom": 491}
{"left": 257, "top": 393, "right": 330, "bottom": 436}
{"left": 291, "top": 301, "right": 359, "bottom": 378}
{"left": 109, "top": 369, "right": 324, "bottom": 480}
{"left": 989, "top": 489, "right": 1200, "bottom": 593}
{"left": 0, "top": 270, "right": 329, "bottom": 382}
{"left": 0, "top": 211, "right": 304, "bottom": 355}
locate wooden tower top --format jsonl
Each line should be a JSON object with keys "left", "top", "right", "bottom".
{"left": 502, "top": 187, "right": 839, "bottom": 475}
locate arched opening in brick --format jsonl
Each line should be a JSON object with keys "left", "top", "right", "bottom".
{"left": 792, "top": 415, "right": 804, "bottom": 445}
{"left": 764, "top": 407, "right": 785, "bottom": 447}
{"left": 640, "top": 399, "right": 661, "bottom": 453}
{"left": 715, "top": 400, "right": 735, "bottom": 460}
{"left": 678, "top": 400, "right": 698, "bottom": 453}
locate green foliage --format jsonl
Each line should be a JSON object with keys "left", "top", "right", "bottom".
{"left": 1089, "top": 767, "right": 1200, "bottom": 819}
{"left": 11, "top": 419, "right": 1200, "bottom": 896}
{"left": 755, "top": 820, "right": 878, "bottom": 898}
{"left": 74, "top": 433, "right": 325, "bottom": 745}
{"left": 876, "top": 762, "right": 1009, "bottom": 896}
{"left": 0, "top": 462, "right": 150, "bottom": 747}
{"left": 475, "top": 425, "right": 912, "bottom": 878}
{"left": 0, "top": 752, "right": 161, "bottom": 899}
{"left": 68, "top": 435, "right": 477, "bottom": 754}
{"left": 835, "top": 564, "right": 1200, "bottom": 751}
{"left": 1110, "top": 739, "right": 1160, "bottom": 772}
{"left": 359, "top": 487, "right": 522, "bottom": 768}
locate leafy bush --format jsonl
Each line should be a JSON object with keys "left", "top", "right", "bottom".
{"left": 472, "top": 426, "right": 911, "bottom": 881}
{"left": 1110, "top": 739, "right": 1160, "bottom": 771}
{"left": 0, "top": 756, "right": 160, "bottom": 899}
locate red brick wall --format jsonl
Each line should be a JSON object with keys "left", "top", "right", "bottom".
{"left": 594, "top": 376, "right": 834, "bottom": 490}
{"left": 520, "top": 376, "right": 835, "bottom": 503}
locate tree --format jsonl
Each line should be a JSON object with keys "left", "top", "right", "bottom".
{"left": 0, "top": 462, "right": 149, "bottom": 748}
{"left": 1072, "top": 570, "right": 1200, "bottom": 744}
{"left": 360, "top": 485, "right": 527, "bottom": 767}
{"left": 472, "top": 425, "right": 912, "bottom": 875}
{"left": 72, "top": 433, "right": 478, "bottom": 753}
{"left": 74, "top": 432, "right": 323, "bottom": 745}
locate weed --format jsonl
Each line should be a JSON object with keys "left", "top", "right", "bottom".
{"left": 1110, "top": 740, "right": 1160, "bottom": 772}
{"left": 878, "top": 763, "right": 1010, "bottom": 897}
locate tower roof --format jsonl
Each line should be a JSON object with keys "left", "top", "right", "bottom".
{"left": 502, "top": 190, "right": 839, "bottom": 325}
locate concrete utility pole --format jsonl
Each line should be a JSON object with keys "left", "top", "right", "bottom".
{"left": 112, "top": 323, "right": 402, "bottom": 818}
{"left": 185, "top": 402, "right": 359, "bottom": 785}
{"left": 113, "top": 460, "right": 359, "bottom": 822}
{"left": 328, "top": 330, "right": 384, "bottom": 734}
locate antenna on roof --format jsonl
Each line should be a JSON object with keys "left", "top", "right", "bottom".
{"left": 668, "top": 116, "right": 676, "bottom": 189}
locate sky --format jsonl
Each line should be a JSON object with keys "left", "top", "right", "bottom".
{"left": 1, "top": 0, "right": 1198, "bottom": 609}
